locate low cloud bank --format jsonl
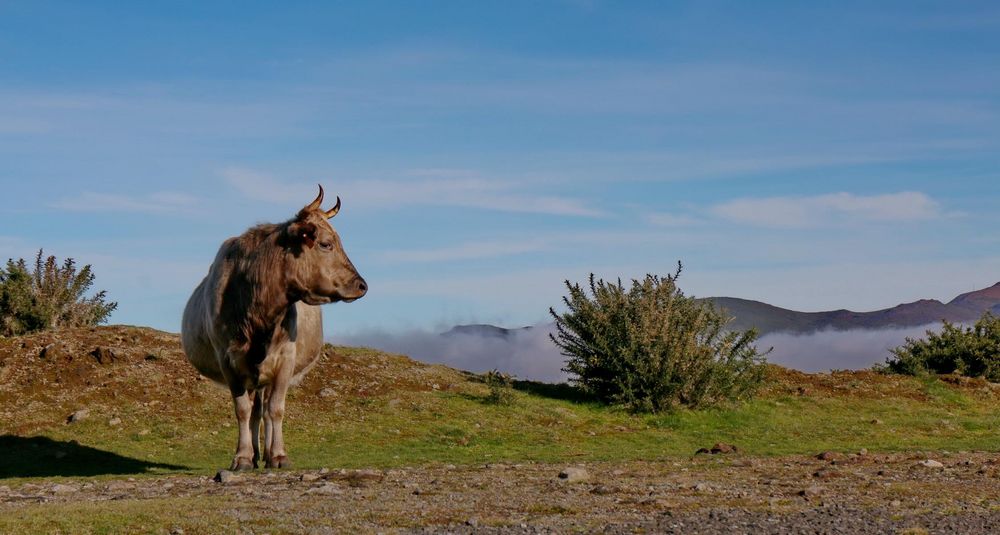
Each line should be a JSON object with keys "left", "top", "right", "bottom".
{"left": 758, "top": 323, "right": 939, "bottom": 372}
{"left": 332, "top": 323, "right": 570, "bottom": 383}
{"left": 334, "top": 323, "right": 944, "bottom": 382}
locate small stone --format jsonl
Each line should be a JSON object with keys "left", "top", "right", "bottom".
{"left": 871, "top": 418, "right": 884, "bottom": 425}
{"left": 798, "top": 485, "right": 824, "bottom": 497}
{"left": 465, "top": 518, "right": 479, "bottom": 527}
{"left": 138, "top": 429, "right": 150, "bottom": 436}
{"left": 90, "top": 347, "right": 116, "bottom": 364}
{"left": 859, "top": 448, "right": 869, "bottom": 456}
{"left": 917, "top": 459, "right": 944, "bottom": 469}
{"left": 816, "top": 451, "right": 842, "bottom": 461}
{"left": 692, "top": 482, "right": 711, "bottom": 492}
{"left": 50, "top": 483, "right": 78, "bottom": 494}
{"left": 813, "top": 469, "right": 840, "bottom": 479}
{"left": 319, "top": 388, "right": 335, "bottom": 398}
{"left": 213, "top": 470, "right": 240, "bottom": 484}
{"left": 170, "top": 528, "right": 185, "bottom": 535}
{"left": 108, "top": 417, "right": 122, "bottom": 427}
{"left": 558, "top": 466, "right": 590, "bottom": 483}
{"left": 66, "top": 409, "right": 90, "bottom": 424}
{"left": 890, "top": 500, "right": 902, "bottom": 507}
{"left": 300, "top": 473, "right": 321, "bottom": 482}
{"left": 710, "top": 442, "right": 738, "bottom": 454}
{"left": 174, "top": 378, "right": 186, "bottom": 385}
{"left": 39, "top": 343, "right": 61, "bottom": 360}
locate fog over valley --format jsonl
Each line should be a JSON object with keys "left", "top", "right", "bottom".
{"left": 333, "top": 322, "right": 945, "bottom": 383}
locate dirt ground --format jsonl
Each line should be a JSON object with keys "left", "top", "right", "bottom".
{"left": 3, "top": 451, "right": 999, "bottom": 534}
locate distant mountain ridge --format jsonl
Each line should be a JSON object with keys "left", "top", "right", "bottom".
{"left": 704, "top": 282, "right": 1000, "bottom": 335}
{"left": 443, "top": 282, "right": 1000, "bottom": 337}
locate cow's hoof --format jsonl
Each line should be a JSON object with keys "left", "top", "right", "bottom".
{"left": 265, "top": 455, "right": 290, "bottom": 469}
{"left": 230, "top": 457, "right": 255, "bottom": 471}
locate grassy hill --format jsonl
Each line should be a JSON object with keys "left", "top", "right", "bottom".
{"left": 1, "top": 325, "right": 999, "bottom": 481}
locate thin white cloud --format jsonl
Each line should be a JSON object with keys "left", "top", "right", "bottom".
{"left": 710, "top": 191, "right": 941, "bottom": 228}
{"left": 644, "top": 212, "right": 701, "bottom": 227}
{"left": 49, "top": 191, "right": 201, "bottom": 214}
{"left": 221, "top": 167, "right": 605, "bottom": 217}
{"left": 379, "top": 239, "right": 550, "bottom": 263}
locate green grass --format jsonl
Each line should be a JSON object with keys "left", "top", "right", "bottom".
{"left": 7, "top": 370, "right": 998, "bottom": 484}
{"left": 0, "top": 497, "right": 242, "bottom": 534}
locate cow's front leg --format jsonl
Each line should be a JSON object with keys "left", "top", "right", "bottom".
{"left": 265, "top": 357, "right": 295, "bottom": 468}
{"left": 229, "top": 388, "right": 255, "bottom": 471}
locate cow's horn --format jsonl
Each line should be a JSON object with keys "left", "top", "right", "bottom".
{"left": 306, "top": 184, "right": 324, "bottom": 211}
{"left": 325, "top": 196, "right": 341, "bottom": 218}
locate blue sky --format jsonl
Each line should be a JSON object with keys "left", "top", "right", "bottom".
{"left": 1, "top": 1, "right": 998, "bottom": 336}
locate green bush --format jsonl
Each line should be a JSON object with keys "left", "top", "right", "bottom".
{"left": 549, "top": 263, "right": 768, "bottom": 412}
{"left": 482, "top": 369, "right": 516, "bottom": 406}
{"left": 881, "top": 312, "right": 1000, "bottom": 381}
{"left": 0, "top": 250, "right": 118, "bottom": 336}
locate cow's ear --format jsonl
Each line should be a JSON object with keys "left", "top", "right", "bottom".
{"left": 288, "top": 221, "right": 317, "bottom": 248}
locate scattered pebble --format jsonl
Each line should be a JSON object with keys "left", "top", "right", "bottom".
{"left": 66, "top": 409, "right": 89, "bottom": 424}
{"left": 213, "top": 470, "right": 240, "bottom": 484}
{"left": 799, "top": 485, "right": 824, "bottom": 497}
{"left": 558, "top": 467, "right": 590, "bottom": 483}
{"left": 50, "top": 484, "right": 78, "bottom": 494}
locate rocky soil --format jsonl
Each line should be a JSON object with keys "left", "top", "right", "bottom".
{"left": 2, "top": 451, "right": 999, "bottom": 533}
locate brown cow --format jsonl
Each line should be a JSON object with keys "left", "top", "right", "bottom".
{"left": 181, "top": 185, "right": 366, "bottom": 470}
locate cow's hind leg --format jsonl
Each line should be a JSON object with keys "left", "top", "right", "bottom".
{"left": 261, "top": 386, "right": 273, "bottom": 464}
{"left": 265, "top": 355, "right": 295, "bottom": 469}
{"left": 249, "top": 389, "right": 262, "bottom": 469}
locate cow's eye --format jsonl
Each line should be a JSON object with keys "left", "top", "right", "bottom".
{"left": 319, "top": 241, "right": 334, "bottom": 250}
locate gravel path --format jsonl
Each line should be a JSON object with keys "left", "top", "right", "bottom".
{"left": 2, "top": 451, "right": 998, "bottom": 533}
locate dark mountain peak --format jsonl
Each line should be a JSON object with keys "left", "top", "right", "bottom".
{"left": 949, "top": 283, "right": 1000, "bottom": 309}
{"left": 446, "top": 283, "right": 1000, "bottom": 339}
{"left": 442, "top": 324, "right": 533, "bottom": 339}
{"left": 708, "top": 282, "right": 1000, "bottom": 335}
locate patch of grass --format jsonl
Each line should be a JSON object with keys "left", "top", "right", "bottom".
{"left": 0, "top": 497, "right": 240, "bottom": 534}
{"left": 2, "top": 328, "right": 999, "bottom": 484}
{"left": 6, "top": 373, "right": 999, "bottom": 483}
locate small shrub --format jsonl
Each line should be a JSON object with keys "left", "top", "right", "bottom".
{"left": 881, "top": 312, "right": 1000, "bottom": 382}
{"left": 549, "top": 262, "right": 768, "bottom": 412}
{"left": 483, "top": 369, "right": 516, "bottom": 406}
{"left": 0, "top": 250, "right": 118, "bottom": 336}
